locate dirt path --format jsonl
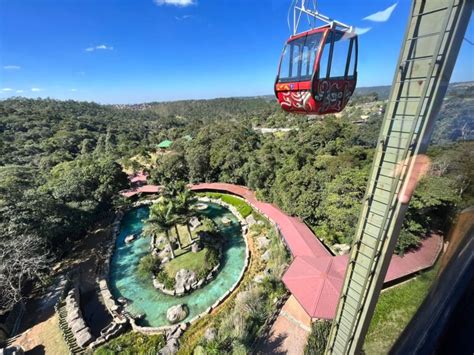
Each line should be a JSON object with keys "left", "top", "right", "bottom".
{"left": 256, "top": 296, "right": 312, "bottom": 355}
{"left": 12, "top": 314, "right": 69, "bottom": 355}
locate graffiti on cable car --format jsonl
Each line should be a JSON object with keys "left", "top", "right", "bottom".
{"left": 315, "top": 79, "right": 355, "bottom": 114}
{"left": 279, "top": 90, "right": 316, "bottom": 112}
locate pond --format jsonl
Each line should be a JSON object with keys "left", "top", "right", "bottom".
{"left": 108, "top": 202, "right": 246, "bottom": 327}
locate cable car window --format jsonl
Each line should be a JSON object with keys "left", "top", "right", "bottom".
{"left": 348, "top": 38, "right": 357, "bottom": 77}
{"left": 318, "top": 31, "right": 332, "bottom": 79}
{"left": 330, "top": 32, "right": 351, "bottom": 78}
{"left": 301, "top": 45, "right": 312, "bottom": 79}
{"left": 279, "top": 46, "right": 292, "bottom": 80}
{"left": 291, "top": 43, "right": 301, "bottom": 79}
{"left": 301, "top": 33, "right": 321, "bottom": 80}
{"left": 278, "top": 32, "right": 323, "bottom": 82}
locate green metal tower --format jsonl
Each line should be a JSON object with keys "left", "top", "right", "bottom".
{"left": 325, "top": 0, "right": 472, "bottom": 354}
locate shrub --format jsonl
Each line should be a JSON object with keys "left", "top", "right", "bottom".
{"left": 95, "top": 332, "right": 165, "bottom": 354}
{"left": 305, "top": 320, "right": 332, "bottom": 355}
{"left": 196, "top": 267, "right": 208, "bottom": 280}
{"left": 203, "top": 192, "right": 253, "bottom": 218}
{"left": 156, "top": 270, "right": 176, "bottom": 289}
{"left": 137, "top": 255, "right": 160, "bottom": 280}
{"left": 205, "top": 247, "right": 220, "bottom": 269}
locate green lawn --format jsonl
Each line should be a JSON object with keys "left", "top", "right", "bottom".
{"left": 201, "top": 192, "right": 253, "bottom": 218}
{"left": 164, "top": 248, "right": 209, "bottom": 277}
{"left": 363, "top": 264, "right": 439, "bottom": 354}
{"left": 169, "top": 224, "right": 194, "bottom": 250}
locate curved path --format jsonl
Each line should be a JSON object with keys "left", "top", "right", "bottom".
{"left": 122, "top": 181, "right": 442, "bottom": 320}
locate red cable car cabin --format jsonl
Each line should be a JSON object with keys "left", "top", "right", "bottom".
{"left": 275, "top": 25, "right": 358, "bottom": 115}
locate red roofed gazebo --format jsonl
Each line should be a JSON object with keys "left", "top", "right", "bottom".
{"left": 282, "top": 255, "right": 349, "bottom": 319}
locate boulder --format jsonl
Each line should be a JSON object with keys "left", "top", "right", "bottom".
{"left": 124, "top": 235, "right": 136, "bottom": 244}
{"left": 204, "top": 327, "right": 217, "bottom": 342}
{"left": 70, "top": 318, "right": 87, "bottom": 333}
{"left": 66, "top": 308, "right": 81, "bottom": 322}
{"left": 221, "top": 216, "right": 232, "bottom": 225}
{"left": 175, "top": 269, "right": 197, "bottom": 291}
{"left": 159, "top": 338, "right": 179, "bottom": 355}
{"left": 245, "top": 214, "right": 257, "bottom": 226}
{"left": 75, "top": 327, "right": 93, "bottom": 348}
{"left": 191, "top": 243, "right": 201, "bottom": 253}
{"left": 261, "top": 250, "right": 272, "bottom": 262}
{"left": 333, "top": 243, "right": 351, "bottom": 255}
{"left": 189, "top": 216, "right": 202, "bottom": 229}
{"left": 257, "top": 236, "right": 270, "bottom": 250}
{"left": 166, "top": 304, "right": 188, "bottom": 324}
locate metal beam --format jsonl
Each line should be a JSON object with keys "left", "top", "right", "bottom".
{"left": 325, "top": 0, "right": 472, "bottom": 353}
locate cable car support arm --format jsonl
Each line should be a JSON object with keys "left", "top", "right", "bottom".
{"left": 292, "top": 0, "right": 353, "bottom": 35}
{"left": 325, "top": 0, "right": 472, "bottom": 354}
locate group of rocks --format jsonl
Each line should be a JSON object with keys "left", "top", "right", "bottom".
{"left": 64, "top": 288, "right": 94, "bottom": 348}
{"left": 253, "top": 233, "right": 275, "bottom": 284}
{"left": 159, "top": 321, "right": 189, "bottom": 355}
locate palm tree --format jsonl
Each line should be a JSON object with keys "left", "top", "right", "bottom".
{"left": 163, "top": 181, "right": 187, "bottom": 200}
{"left": 175, "top": 188, "right": 197, "bottom": 245}
{"left": 143, "top": 201, "right": 177, "bottom": 259}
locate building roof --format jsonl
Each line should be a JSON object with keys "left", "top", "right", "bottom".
{"left": 157, "top": 140, "right": 173, "bottom": 148}
{"left": 129, "top": 172, "right": 147, "bottom": 184}
{"left": 283, "top": 256, "right": 347, "bottom": 319}
{"left": 121, "top": 185, "right": 162, "bottom": 198}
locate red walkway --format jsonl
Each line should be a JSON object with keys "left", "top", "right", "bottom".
{"left": 123, "top": 181, "right": 442, "bottom": 319}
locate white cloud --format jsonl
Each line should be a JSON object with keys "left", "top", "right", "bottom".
{"left": 70, "top": 89, "right": 77, "bottom": 92}
{"left": 31, "top": 88, "right": 42, "bottom": 92}
{"left": 342, "top": 27, "right": 372, "bottom": 40}
{"left": 85, "top": 44, "right": 114, "bottom": 52}
{"left": 175, "top": 15, "right": 193, "bottom": 20}
{"left": 355, "top": 27, "right": 372, "bottom": 35}
{"left": 363, "top": 3, "right": 398, "bottom": 22}
{"left": 3, "top": 65, "right": 21, "bottom": 70}
{"left": 154, "top": 0, "right": 195, "bottom": 7}
{"left": 16, "top": 90, "right": 24, "bottom": 93}
{"left": 1, "top": 88, "right": 13, "bottom": 92}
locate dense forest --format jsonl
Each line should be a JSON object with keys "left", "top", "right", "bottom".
{"left": 0, "top": 83, "right": 472, "bottom": 313}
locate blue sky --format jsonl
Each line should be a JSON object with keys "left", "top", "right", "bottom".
{"left": 0, "top": 0, "right": 472, "bottom": 103}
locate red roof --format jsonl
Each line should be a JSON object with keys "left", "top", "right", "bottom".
{"left": 283, "top": 256, "right": 347, "bottom": 319}
{"left": 121, "top": 185, "right": 162, "bottom": 198}
{"left": 129, "top": 172, "right": 148, "bottom": 184}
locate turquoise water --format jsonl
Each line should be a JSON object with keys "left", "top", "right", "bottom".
{"left": 109, "top": 202, "right": 246, "bottom": 327}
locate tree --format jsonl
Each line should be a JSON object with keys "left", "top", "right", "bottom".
{"left": 0, "top": 234, "right": 49, "bottom": 313}
{"left": 143, "top": 201, "right": 178, "bottom": 259}
{"left": 150, "top": 152, "right": 188, "bottom": 185}
{"left": 42, "top": 155, "right": 129, "bottom": 238}
{"left": 175, "top": 188, "right": 197, "bottom": 244}
{"left": 316, "top": 168, "right": 368, "bottom": 245}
